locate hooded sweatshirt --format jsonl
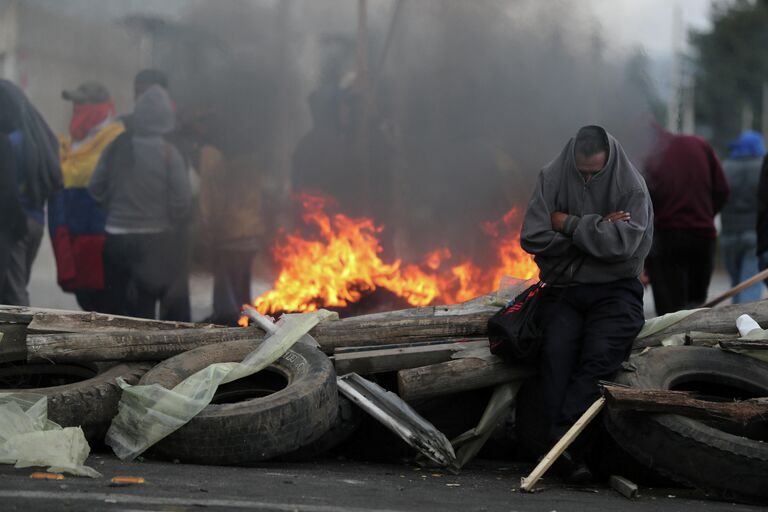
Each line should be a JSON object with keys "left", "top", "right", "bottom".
{"left": 721, "top": 131, "right": 765, "bottom": 236}
{"left": 520, "top": 126, "right": 653, "bottom": 285}
{"left": 89, "top": 86, "right": 190, "bottom": 233}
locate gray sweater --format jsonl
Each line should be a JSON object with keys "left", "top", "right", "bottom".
{"left": 89, "top": 86, "right": 190, "bottom": 233}
{"left": 721, "top": 157, "right": 762, "bottom": 236}
{"left": 520, "top": 128, "right": 653, "bottom": 285}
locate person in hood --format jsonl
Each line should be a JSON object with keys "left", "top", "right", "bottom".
{"left": 644, "top": 126, "right": 729, "bottom": 314}
{"left": 721, "top": 131, "right": 765, "bottom": 303}
{"left": 0, "top": 80, "right": 62, "bottom": 306}
{"left": 89, "top": 85, "right": 191, "bottom": 319}
{"left": 519, "top": 125, "right": 652, "bottom": 483}
{"left": 48, "top": 82, "right": 124, "bottom": 312}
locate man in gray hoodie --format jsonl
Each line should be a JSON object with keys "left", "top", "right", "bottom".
{"left": 519, "top": 125, "right": 653, "bottom": 481}
{"left": 89, "top": 85, "right": 191, "bottom": 318}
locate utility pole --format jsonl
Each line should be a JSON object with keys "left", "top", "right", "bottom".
{"left": 355, "top": 0, "right": 372, "bottom": 206}
{"left": 667, "top": 4, "right": 682, "bottom": 133}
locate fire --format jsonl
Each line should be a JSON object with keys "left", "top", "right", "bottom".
{"left": 250, "top": 194, "right": 538, "bottom": 315}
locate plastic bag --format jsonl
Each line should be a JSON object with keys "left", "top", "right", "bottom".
{"left": 0, "top": 393, "right": 100, "bottom": 477}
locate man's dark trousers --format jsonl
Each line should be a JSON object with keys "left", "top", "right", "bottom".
{"left": 537, "top": 278, "right": 644, "bottom": 452}
{"left": 647, "top": 229, "right": 715, "bottom": 315}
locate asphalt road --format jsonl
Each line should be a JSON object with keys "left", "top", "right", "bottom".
{"left": 0, "top": 454, "right": 762, "bottom": 512}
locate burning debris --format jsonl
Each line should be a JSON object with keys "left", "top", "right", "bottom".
{"left": 249, "top": 194, "right": 537, "bottom": 316}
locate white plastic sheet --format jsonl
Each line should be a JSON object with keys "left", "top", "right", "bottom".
{"left": 0, "top": 393, "right": 100, "bottom": 477}
{"left": 106, "top": 309, "right": 336, "bottom": 461}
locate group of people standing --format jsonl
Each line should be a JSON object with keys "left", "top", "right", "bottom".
{"left": 0, "top": 70, "right": 262, "bottom": 324}
{"left": 645, "top": 124, "right": 767, "bottom": 314}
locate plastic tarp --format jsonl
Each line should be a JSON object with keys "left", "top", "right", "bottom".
{"left": 0, "top": 393, "right": 100, "bottom": 477}
{"left": 106, "top": 309, "right": 336, "bottom": 461}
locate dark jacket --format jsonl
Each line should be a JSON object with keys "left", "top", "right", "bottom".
{"left": 0, "top": 135, "right": 27, "bottom": 240}
{"left": 644, "top": 133, "right": 729, "bottom": 238}
{"left": 520, "top": 127, "right": 653, "bottom": 285}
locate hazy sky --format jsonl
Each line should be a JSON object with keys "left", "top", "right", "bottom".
{"left": 591, "top": 0, "right": 712, "bottom": 57}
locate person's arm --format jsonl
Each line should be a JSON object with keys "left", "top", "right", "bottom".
{"left": 707, "top": 143, "right": 730, "bottom": 214}
{"left": 167, "top": 146, "right": 192, "bottom": 224}
{"left": 568, "top": 187, "right": 652, "bottom": 262}
{"left": 88, "top": 146, "right": 111, "bottom": 205}
{"left": 520, "top": 173, "right": 574, "bottom": 257}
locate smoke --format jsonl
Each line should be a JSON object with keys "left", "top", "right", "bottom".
{"left": 147, "top": 0, "right": 657, "bottom": 268}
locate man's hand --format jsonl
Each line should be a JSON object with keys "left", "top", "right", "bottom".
{"left": 551, "top": 212, "right": 568, "bottom": 232}
{"left": 603, "top": 211, "right": 631, "bottom": 223}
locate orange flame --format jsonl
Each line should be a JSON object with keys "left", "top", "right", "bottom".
{"left": 251, "top": 194, "right": 538, "bottom": 315}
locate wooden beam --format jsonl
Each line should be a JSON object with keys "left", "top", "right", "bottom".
{"left": 27, "top": 327, "right": 263, "bottom": 363}
{"left": 334, "top": 339, "right": 488, "bottom": 375}
{"left": 602, "top": 384, "right": 768, "bottom": 423}
{"left": 0, "top": 323, "right": 27, "bottom": 363}
{"left": 635, "top": 300, "right": 768, "bottom": 349}
{"left": 719, "top": 339, "right": 768, "bottom": 351}
{"left": 396, "top": 358, "right": 535, "bottom": 402}
{"left": 0, "top": 305, "right": 211, "bottom": 332}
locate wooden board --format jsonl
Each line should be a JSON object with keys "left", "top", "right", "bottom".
{"left": 334, "top": 339, "right": 488, "bottom": 375}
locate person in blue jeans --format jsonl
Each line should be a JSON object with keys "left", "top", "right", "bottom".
{"left": 721, "top": 131, "right": 765, "bottom": 303}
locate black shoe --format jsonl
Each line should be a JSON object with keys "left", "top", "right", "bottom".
{"left": 551, "top": 450, "right": 593, "bottom": 485}
{"left": 563, "top": 461, "right": 593, "bottom": 485}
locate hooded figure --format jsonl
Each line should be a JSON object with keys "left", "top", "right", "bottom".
{"left": 89, "top": 85, "right": 191, "bottom": 319}
{"left": 517, "top": 125, "right": 652, "bottom": 484}
{"left": 0, "top": 80, "right": 62, "bottom": 306}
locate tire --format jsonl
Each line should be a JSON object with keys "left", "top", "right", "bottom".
{"left": 0, "top": 361, "right": 151, "bottom": 443}
{"left": 604, "top": 346, "right": 768, "bottom": 504}
{"left": 139, "top": 338, "right": 338, "bottom": 465}
{"left": 279, "top": 395, "right": 363, "bottom": 461}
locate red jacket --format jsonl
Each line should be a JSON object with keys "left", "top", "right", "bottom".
{"left": 644, "top": 133, "right": 730, "bottom": 238}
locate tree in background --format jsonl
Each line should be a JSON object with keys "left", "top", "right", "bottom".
{"left": 691, "top": 0, "right": 768, "bottom": 149}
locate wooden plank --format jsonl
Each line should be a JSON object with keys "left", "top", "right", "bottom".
{"left": 635, "top": 300, "right": 768, "bottom": 349}
{"left": 719, "top": 339, "right": 768, "bottom": 351}
{"left": 602, "top": 384, "right": 768, "bottom": 423}
{"left": 396, "top": 358, "right": 535, "bottom": 402}
{"left": 0, "top": 323, "right": 28, "bottom": 362}
{"left": 334, "top": 339, "right": 488, "bottom": 375}
{"left": 0, "top": 305, "right": 210, "bottom": 331}
{"left": 27, "top": 327, "right": 263, "bottom": 363}
{"left": 520, "top": 397, "right": 606, "bottom": 492}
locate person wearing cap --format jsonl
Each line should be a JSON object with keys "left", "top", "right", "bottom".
{"left": 48, "top": 82, "right": 124, "bottom": 312}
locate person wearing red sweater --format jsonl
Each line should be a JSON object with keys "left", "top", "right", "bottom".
{"left": 644, "top": 127, "right": 730, "bottom": 315}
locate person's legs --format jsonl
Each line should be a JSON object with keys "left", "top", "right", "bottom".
{"left": 553, "top": 279, "right": 645, "bottom": 445}
{"left": 536, "top": 288, "right": 586, "bottom": 444}
{"left": 647, "top": 230, "right": 689, "bottom": 315}
{"left": 686, "top": 234, "right": 715, "bottom": 308}
{"left": 102, "top": 234, "right": 134, "bottom": 315}
{"left": 0, "top": 217, "right": 43, "bottom": 306}
{"left": 720, "top": 233, "right": 741, "bottom": 289}
{"left": 160, "top": 227, "right": 191, "bottom": 322}
{"left": 735, "top": 232, "right": 762, "bottom": 303}
{"left": 0, "top": 230, "right": 14, "bottom": 301}
{"left": 212, "top": 250, "right": 254, "bottom": 324}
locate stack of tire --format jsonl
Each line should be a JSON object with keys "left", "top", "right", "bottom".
{"left": 1, "top": 332, "right": 354, "bottom": 463}
{"left": 604, "top": 346, "right": 768, "bottom": 504}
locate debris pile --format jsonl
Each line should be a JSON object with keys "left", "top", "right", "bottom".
{"left": 1, "top": 291, "right": 768, "bottom": 504}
